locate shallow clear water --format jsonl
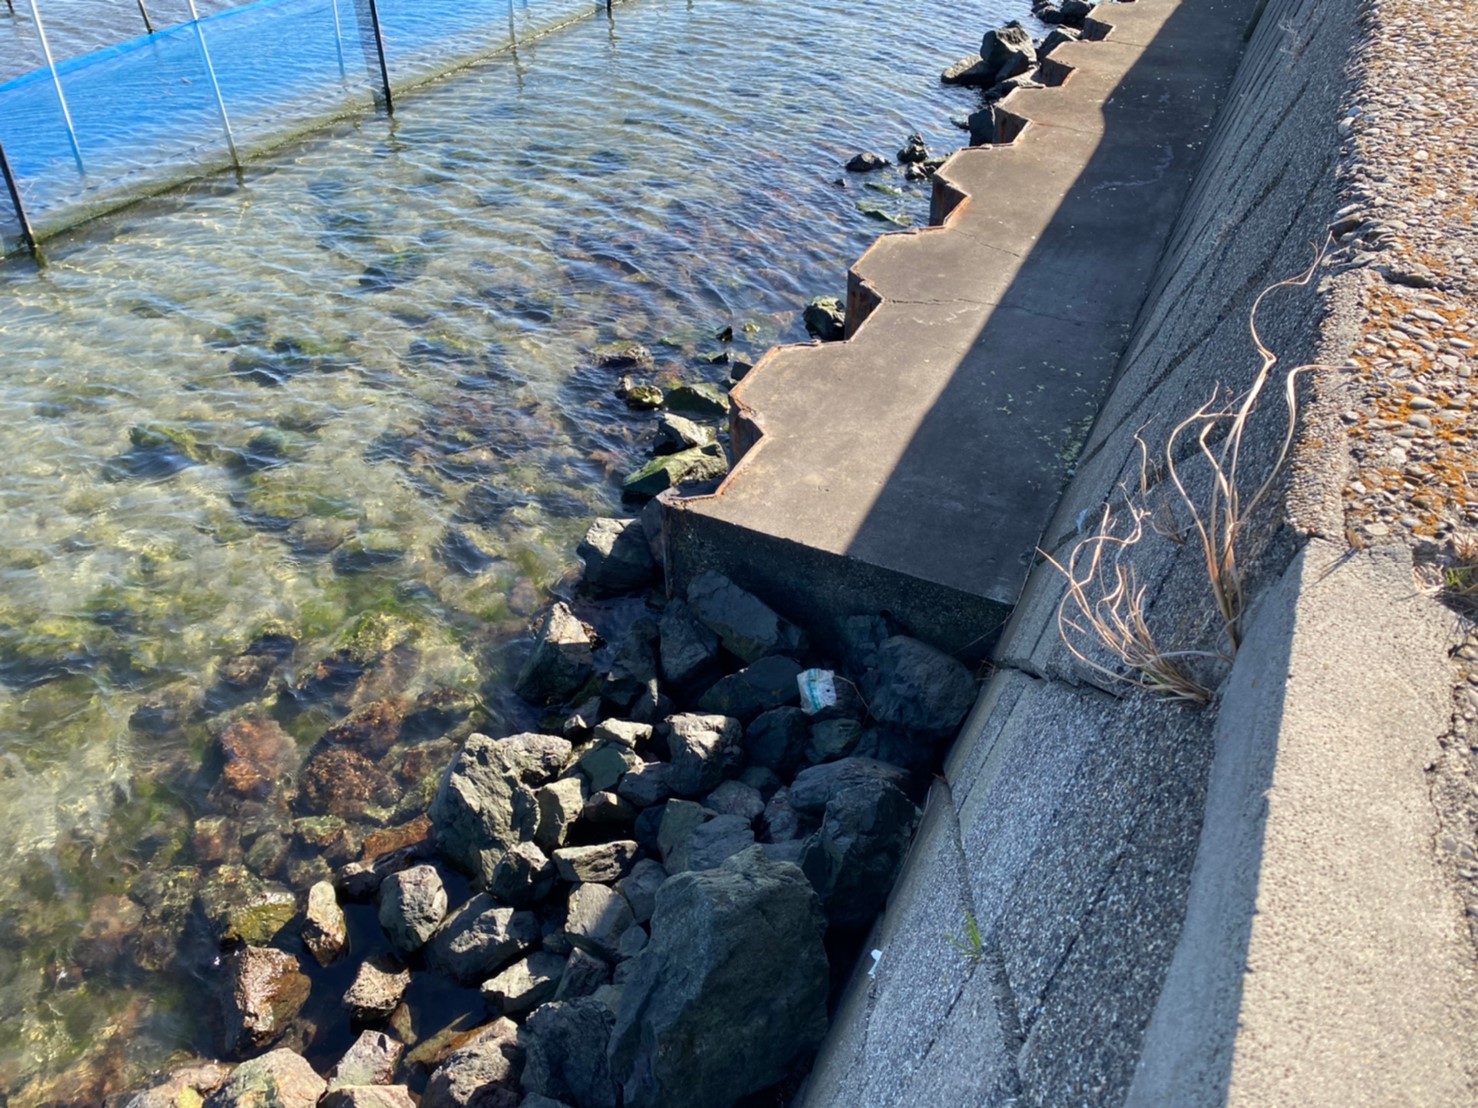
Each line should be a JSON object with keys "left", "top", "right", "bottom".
{"left": 0, "top": 0, "right": 1023, "bottom": 1100}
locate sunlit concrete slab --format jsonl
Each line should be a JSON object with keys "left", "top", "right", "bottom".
{"left": 664, "top": 0, "right": 1257, "bottom": 658}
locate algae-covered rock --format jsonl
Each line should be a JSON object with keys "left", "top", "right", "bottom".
{"left": 803, "top": 297, "right": 846, "bottom": 342}
{"left": 662, "top": 383, "right": 728, "bottom": 420}
{"left": 622, "top": 444, "right": 728, "bottom": 499}
{"left": 197, "top": 864, "right": 298, "bottom": 948}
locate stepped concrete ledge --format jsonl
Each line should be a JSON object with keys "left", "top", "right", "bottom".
{"left": 662, "top": 0, "right": 1256, "bottom": 658}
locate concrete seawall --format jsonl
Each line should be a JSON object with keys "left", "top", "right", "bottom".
{"left": 666, "top": 0, "right": 1478, "bottom": 1100}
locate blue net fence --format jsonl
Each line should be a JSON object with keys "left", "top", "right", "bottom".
{"left": 0, "top": 0, "right": 602, "bottom": 254}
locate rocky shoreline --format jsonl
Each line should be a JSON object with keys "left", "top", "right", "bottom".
{"left": 113, "top": 526, "right": 980, "bottom": 1108}
{"left": 96, "top": 9, "right": 1103, "bottom": 1107}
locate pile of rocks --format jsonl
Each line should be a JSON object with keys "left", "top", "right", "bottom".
{"left": 941, "top": 16, "right": 1094, "bottom": 145}
{"left": 114, "top": 513, "right": 979, "bottom": 1108}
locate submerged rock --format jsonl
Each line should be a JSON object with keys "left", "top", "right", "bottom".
{"left": 663, "top": 382, "right": 729, "bottom": 420}
{"left": 329, "top": 1029, "right": 405, "bottom": 1088}
{"left": 609, "top": 847, "right": 829, "bottom": 1108}
{"left": 220, "top": 947, "right": 311, "bottom": 1056}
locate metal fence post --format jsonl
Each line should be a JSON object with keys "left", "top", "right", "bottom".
{"left": 24, "top": 0, "right": 85, "bottom": 176}
{"left": 364, "top": 0, "right": 394, "bottom": 114}
{"left": 0, "top": 139, "right": 41, "bottom": 259}
{"left": 183, "top": 0, "right": 242, "bottom": 170}
{"left": 135, "top": 0, "right": 155, "bottom": 34}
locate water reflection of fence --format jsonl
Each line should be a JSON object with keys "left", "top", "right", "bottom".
{"left": 0, "top": 0, "right": 608, "bottom": 257}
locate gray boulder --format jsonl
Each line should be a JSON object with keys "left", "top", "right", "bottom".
{"left": 207, "top": 1049, "right": 325, "bottom": 1108}
{"left": 534, "top": 776, "right": 586, "bottom": 852}
{"left": 577, "top": 518, "right": 657, "bottom": 597}
{"left": 663, "top": 382, "right": 729, "bottom": 420}
{"left": 704, "top": 780, "right": 764, "bottom": 822}
{"left": 665, "top": 713, "right": 742, "bottom": 797}
{"left": 378, "top": 864, "right": 447, "bottom": 954}
{"left": 668, "top": 814, "right": 756, "bottom": 874}
{"left": 744, "top": 707, "right": 810, "bottom": 777}
{"left": 866, "top": 635, "right": 977, "bottom": 739}
{"left": 614, "top": 860, "right": 668, "bottom": 926}
{"left": 592, "top": 719, "right": 652, "bottom": 749}
{"left": 575, "top": 741, "right": 641, "bottom": 793}
{"left": 343, "top": 955, "right": 411, "bottom": 1022}
{"left": 941, "top": 54, "right": 995, "bottom": 87}
{"left": 656, "top": 800, "right": 713, "bottom": 869}
{"left": 427, "top": 895, "right": 541, "bottom": 985}
{"left": 560, "top": 883, "right": 634, "bottom": 960}
{"left": 555, "top": 841, "right": 639, "bottom": 884}
{"left": 489, "top": 841, "right": 557, "bottom": 907}
{"left": 686, "top": 572, "right": 805, "bottom": 663}
{"left": 806, "top": 718, "right": 863, "bottom": 763}
{"left": 520, "top": 999, "right": 617, "bottom": 1108}
{"left": 321, "top": 1088, "right": 416, "bottom": 1108}
{"left": 616, "top": 761, "right": 673, "bottom": 809}
{"left": 422, "top": 1018, "right": 523, "bottom": 1108}
{"left": 654, "top": 412, "right": 716, "bottom": 454}
{"left": 789, "top": 756, "right": 913, "bottom": 814}
{"left": 303, "top": 879, "right": 348, "bottom": 966}
{"left": 761, "top": 787, "right": 805, "bottom": 843}
{"left": 800, "top": 781, "right": 920, "bottom": 928}
{"left": 980, "top": 20, "right": 1036, "bottom": 84}
{"left": 696, "top": 655, "right": 803, "bottom": 722}
{"left": 482, "top": 951, "right": 566, "bottom": 1016}
{"left": 220, "top": 946, "right": 310, "bottom": 1056}
{"left": 1037, "top": 25, "right": 1081, "bottom": 61}
{"left": 803, "top": 296, "right": 847, "bottom": 341}
{"left": 431, "top": 732, "right": 572, "bottom": 882}
{"left": 581, "top": 790, "right": 638, "bottom": 831}
{"left": 515, "top": 603, "right": 597, "bottom": 706}
{"left": 329, "top": 1029, "right": 404, "bottom": 1088}
{"left": 603, "top": 618, "right": 660, "bottom": 709}
{"left": 608, "top": 848, "right": 829, "bottom": 1108}
{"left": 555, "top": 946, "right": 612, "bottom": 1000}
{"left": 658, "top": 600, "right": 722, "bottom": 690}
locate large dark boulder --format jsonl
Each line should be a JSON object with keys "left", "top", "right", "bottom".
{"left": 744, "top": 707, "right": 810, "bottom": 777}
{"left": 608, "top": 847, "right": 829, "bottom": 1108}
{"left": 427, "top": 894, "right": 541, "bottom": 985}
{"left": 431, "top": 732, "right": 572, "bottom": 882}
{"left": 865, "top": 635, "right": 977, "bottom": 739}
{"left": 685, "top": 573, "right": 806, "bottom": 663}
{"left": 789, "top": 757, "right": 913, "bottom": 814}
{"left": 665, "top": 714, "right": 743, "bottom": 797}
{"left": 980, "top": 20, "right": 1036, "bottom": 84}
{"left": 377, "top": 864, "right": 447, "bottom": 954}
{"left": 578, "top": 518, "right": 657, "bottom": 597}
{"left": 520, "top": 999, "right": 618, "bottom": 1108}
{"left": 696, "top": 655, "right": 803, "bottom": 722}
{"left": 658, "top": 600, "right": 722, "bottom": 691}
{"left": 800, "top": 781, "right": 920, "bottom": 928}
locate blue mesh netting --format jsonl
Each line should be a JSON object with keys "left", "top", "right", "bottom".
{"left": 0, "top": 0, "right": 605, "bottom": 248}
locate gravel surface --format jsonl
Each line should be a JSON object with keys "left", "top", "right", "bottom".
{"left": 1330, "top": 0, "right": 1478, "bottom": 958}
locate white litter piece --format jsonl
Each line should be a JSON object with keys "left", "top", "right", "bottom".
{"left": 797, "top": 668, "right": 838, "bottom": 714}
{"left": 868, "top": 949, "right": 883, "bottom": 978}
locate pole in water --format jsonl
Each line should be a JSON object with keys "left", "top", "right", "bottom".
{"left": 24, "top": 0, "right": 85, "bottom": 176}
{"left": 328, "top": 0, "right": 347, "bottom": 79}
{"left": 183, "top": 0, "right": 241, "bottom": 170}
{"left": 0, "top": 138, "right": 42, "bottom": 260}
{"left": 364, "top": 0, "right": 394, "bottom": 114}
{"left": 135, "top": 0, "right": 154, "bottom": 34}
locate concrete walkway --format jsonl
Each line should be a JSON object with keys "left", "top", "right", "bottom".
{"left": 664, "top": 0, "right": 1256, "bottom": 659}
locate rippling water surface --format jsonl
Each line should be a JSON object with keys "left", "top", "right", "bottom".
{"left": 0, "top": 0, "right": 1025, "bottom": 1099}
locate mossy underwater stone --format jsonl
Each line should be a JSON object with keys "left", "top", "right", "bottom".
{"left": 622, "top": 443, "right": 728, "bottom": 498}
{"left": 662, "top": 382, "right": 729, "bottom": 419}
